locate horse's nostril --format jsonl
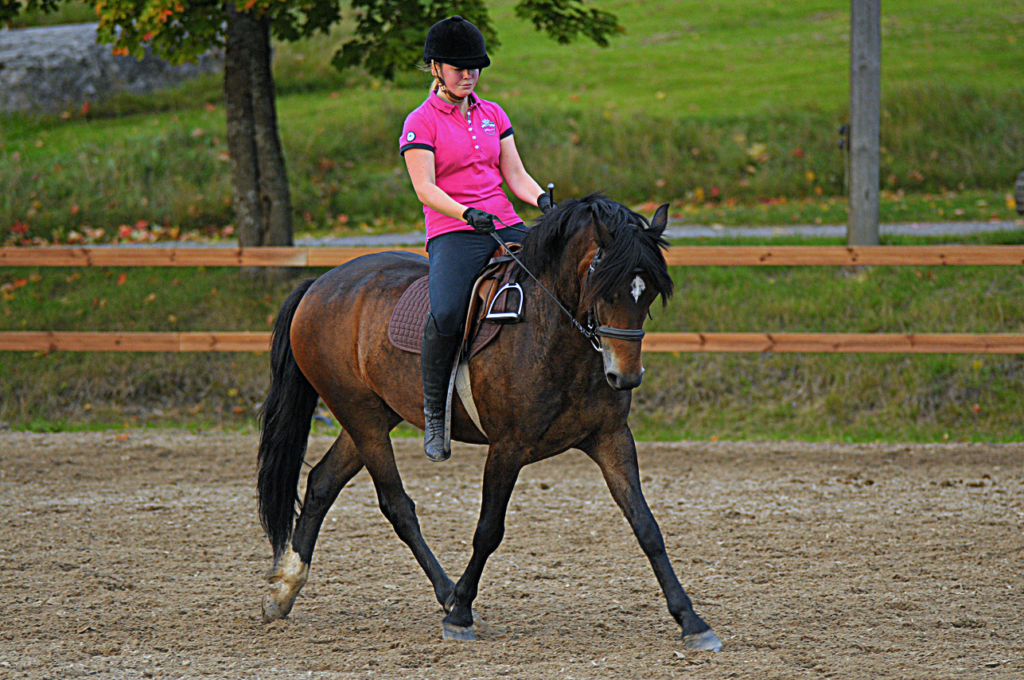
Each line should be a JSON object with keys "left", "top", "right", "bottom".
{"left": 607, "top": 371, "right": 641, "bottom": 391}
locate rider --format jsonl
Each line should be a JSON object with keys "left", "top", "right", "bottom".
{"left": 400, "top": 15, "right": 555, "bottom": 462}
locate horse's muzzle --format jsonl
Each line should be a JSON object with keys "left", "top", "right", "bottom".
{"left": 605, "top": 367, "right": 644, "bottom": 391}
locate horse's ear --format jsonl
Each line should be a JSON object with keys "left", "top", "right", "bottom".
{"left": 650, "top": 203, "right": 670, "bottom": 238}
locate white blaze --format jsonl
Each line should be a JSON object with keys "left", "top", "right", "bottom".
{"left": 631, "top": 275, "right": 646, "bottom": 303}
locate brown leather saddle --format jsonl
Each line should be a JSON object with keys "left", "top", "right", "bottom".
{"left": 388, "top": 243, "right": 524, "bottom": 358}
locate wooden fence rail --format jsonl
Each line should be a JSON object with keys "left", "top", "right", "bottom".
{"left": 3, "top": 332, "right": 1024, "bottom": 354}
{"left": 3, "top": 245, "right": 1022, "bottom": 354}
{"left": 3, "top": 245, "right": 1024, "bottom": 268}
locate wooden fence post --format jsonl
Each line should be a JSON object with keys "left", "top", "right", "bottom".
{"left": 848, "top": 0, "right": 881, "bottom": 246}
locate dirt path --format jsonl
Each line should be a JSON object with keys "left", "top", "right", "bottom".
{"left": 1, "top": 431, "right": 1022, "bottom": 679}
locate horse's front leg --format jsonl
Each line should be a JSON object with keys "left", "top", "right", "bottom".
{"left": 584, "top": 427, "right": 721, "bottom": 651}
{"left": 442, "top": 446, "right": 522, "bottom": 641}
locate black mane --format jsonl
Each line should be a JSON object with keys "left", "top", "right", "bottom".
{"left": 520, "top": 193, "right": 674, "bottom": 306}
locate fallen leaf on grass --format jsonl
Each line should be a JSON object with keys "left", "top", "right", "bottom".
{"left": 116, "top": 273, "right": 127, "bottom": 285}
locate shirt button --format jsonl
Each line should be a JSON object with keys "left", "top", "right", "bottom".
{"left": 472, "top": 136, "right": 477, "bottom": 139}
{"left": 474, "top": 145, "right": 479, "bottom": 149}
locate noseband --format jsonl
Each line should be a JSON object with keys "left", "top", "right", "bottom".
{"left": 490, "top": 231, "right": 646, "bottom": 354}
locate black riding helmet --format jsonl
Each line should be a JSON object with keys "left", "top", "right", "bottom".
{"left": 423, "top": 16, "right": 490, "bottom": 70}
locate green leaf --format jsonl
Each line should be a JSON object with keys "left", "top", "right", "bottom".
{"left": 336, "top": 0, "right": 499, "bottom": 80}
{"left": 514, "top": 0, "right": 623, "bottom": 47}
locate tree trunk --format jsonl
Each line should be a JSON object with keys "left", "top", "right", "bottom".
{"left": 223, "top": 3, "right": 293, "bottom": 251}
{"left": 224, "top": 4, "right": 263, "bottom": 247}
{"left": 250, "top": 14, "right": 293, "bottom": 247}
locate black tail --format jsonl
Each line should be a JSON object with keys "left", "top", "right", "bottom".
{"left": 257, "top": 278, "right": 320, "bottom": 560}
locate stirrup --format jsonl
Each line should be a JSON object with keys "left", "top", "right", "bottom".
{"left": 484, "top": 282, "right": 523, "bottom": 324}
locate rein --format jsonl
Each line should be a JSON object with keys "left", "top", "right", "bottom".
{"left": 490, "top": 224, "right": 646, "bottom": 353}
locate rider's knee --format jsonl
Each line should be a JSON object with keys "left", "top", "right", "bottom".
{"left": 432, "top": 308, "right": 464, "bottom": 337}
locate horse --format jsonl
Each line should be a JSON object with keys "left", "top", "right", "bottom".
{"left": 256, "top": 193, "right": 721, "bottom": 651}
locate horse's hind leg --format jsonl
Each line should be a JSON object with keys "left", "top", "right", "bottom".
{"left": 263, "top": 432, "right": 363, "bottom": 622}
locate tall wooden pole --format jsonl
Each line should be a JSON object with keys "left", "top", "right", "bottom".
{"left": 848, "top": 0, "right": 881, "bottom": 245}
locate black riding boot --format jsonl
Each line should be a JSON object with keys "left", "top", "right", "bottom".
{"left": 421, "top": 313, "right": 461, "bottom": 462}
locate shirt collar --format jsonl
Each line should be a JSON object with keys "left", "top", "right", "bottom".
{"left": 427, "top": 91, "right": 481, "bottom": 114}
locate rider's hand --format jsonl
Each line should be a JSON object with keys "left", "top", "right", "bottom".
{"left": 463, "top": 207, "right": 497, "bottom": 234}
{"left": 537, "top": 192, "right": 557, "bottom": 214}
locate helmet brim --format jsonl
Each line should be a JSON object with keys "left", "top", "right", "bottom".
{"left": 425, "top": 54, "right": 490, "bottom": 70}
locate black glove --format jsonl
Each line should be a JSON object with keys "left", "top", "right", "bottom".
{"left": 537, "top": 192, "right": 557, "bottom": 214}
{"left": 463, "top": 207, "right": 497, "bottom": 234}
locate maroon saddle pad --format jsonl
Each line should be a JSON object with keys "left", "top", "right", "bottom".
{"left": 387, "top": 276, "right": 502, "bottom": 358}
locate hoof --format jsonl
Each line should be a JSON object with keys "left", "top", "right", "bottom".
{"left": 261, "top": 593, "right": 294, "bottom": 623}
{"left": 442, "top": 622, "right": 476, "bottom": 641}
{"left": 682, "top": 629, "right": 722, "bottom": 652}
{"left": 262, "top": 548, "right": 308, "bottom": 623}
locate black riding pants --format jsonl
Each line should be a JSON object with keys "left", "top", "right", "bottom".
{"left": 426, "top": 226, "right": 526, "bottom": 337}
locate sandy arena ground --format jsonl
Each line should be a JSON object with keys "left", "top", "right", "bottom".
{"left": 0, "top": 431, "right": 1022, "bottom": 679}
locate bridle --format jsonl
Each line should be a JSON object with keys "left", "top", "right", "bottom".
{"left": 490, "top": 227, "right": 647, "bottom": 354}
{"left": 583, "top": 247, "right": 647, "bottom": 352}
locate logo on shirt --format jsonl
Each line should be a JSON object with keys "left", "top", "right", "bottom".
{"left": 406, "top": 132, "right": 416, "bottom": 142}
{"left": 481, "top": 118, "right": 497, "bottom": 136}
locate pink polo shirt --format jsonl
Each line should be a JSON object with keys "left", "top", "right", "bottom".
{"left": 400, "top": 93, "right": 522, "bottom": 242}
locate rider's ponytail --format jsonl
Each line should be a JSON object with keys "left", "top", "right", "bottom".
{"left": 418, "top": 60, "right": 442, "bottom": 94}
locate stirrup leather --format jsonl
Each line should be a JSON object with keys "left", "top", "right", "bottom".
{"left": 442, "top": 353, "right": 460, "bottom": 455}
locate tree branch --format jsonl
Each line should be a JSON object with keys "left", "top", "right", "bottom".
{"left": 514, "top": 0, "right": 623, "bottom": 47}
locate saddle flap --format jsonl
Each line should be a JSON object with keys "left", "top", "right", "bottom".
{"left": 388, "top": 243, "right": 522, "bottom": 359}
{"left": 463, "top": 244, "right": 523, "bottom": 342}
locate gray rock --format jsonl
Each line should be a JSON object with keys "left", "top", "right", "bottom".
{"left": 0, "top": 23, "right": 222, "bottom": 113}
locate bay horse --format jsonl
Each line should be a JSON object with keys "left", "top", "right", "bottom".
{"left": 256, "top": 194, "right": 721, "bottom": 650}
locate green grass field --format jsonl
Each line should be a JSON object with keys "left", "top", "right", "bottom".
{"left": 3, "top": 231, "right": 1023, "bottom": 441}
{"left": 13, "top": 1, "right": 1023, "bottom": 111}
{"left": 2, "top": 1, "right": 1023, "bottom": 239}
{"left": 3, "top": 1, "right": 1023, "bottom": 440}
